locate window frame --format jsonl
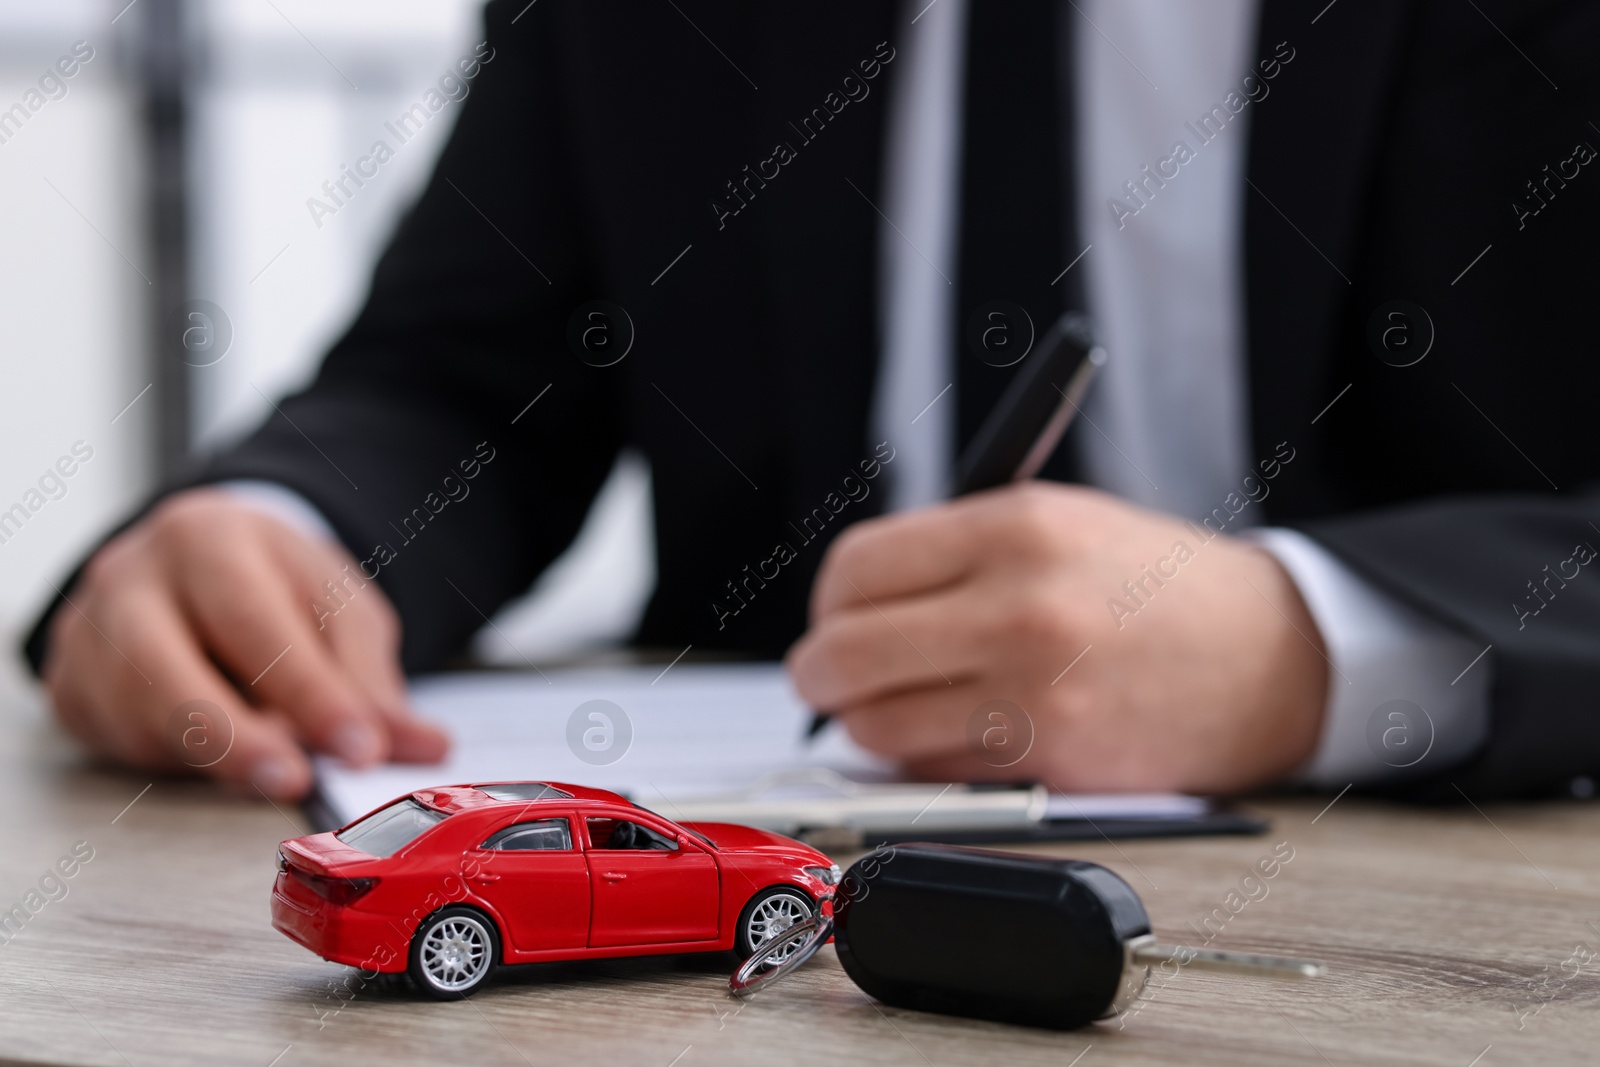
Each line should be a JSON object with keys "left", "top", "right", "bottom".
{"left": 478, "top": 816, "right": 575, "bottom": 853}
{"left": 583, "top": 814, "right": 683, "bottom": 853}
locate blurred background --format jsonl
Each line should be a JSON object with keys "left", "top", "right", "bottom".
{"left": 0, "top": 0, "right": 653, "bottom": 705}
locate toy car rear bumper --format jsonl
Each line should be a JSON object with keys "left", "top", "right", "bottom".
{"left": 271, "top": 875, "right": 408, "bottom": 973}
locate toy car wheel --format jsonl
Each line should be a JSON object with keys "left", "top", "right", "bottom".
{"left": 735, "top": 887, "right": 815, "bottom": 966}
{"left": 409, "top": 906, "right": 499, "bottom": 998}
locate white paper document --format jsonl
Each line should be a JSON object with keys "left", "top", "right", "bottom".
{"left": 313, "top": 663, "right": 1209, "bottom": 833}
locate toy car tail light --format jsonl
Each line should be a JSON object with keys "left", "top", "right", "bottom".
{"left": 286, "top": 863, "right": 378, "bottom": 905}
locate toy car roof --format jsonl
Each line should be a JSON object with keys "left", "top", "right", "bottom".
{"left": 409, "top": 781, "right": 635, "bottom": 814}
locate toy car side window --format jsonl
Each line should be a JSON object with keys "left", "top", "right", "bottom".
{"left": 586, "top": 817, "right": 677, "bottom": 851}
{"left": 481, "top": 818, "right": 573, "bottom": 851}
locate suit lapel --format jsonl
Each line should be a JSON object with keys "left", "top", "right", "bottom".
{"left": 1246, "top": 0, "right": 1416, "bottom": 514}
{"left": 754, "top": 2, "right": 898, "bottom": 521}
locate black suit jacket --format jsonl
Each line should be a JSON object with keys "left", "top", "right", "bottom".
{"left": 28, "top": 0, "right": 1600, "bottom": 799}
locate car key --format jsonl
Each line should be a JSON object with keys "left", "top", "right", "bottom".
{"left": 827, "top": 842, "right": 1324, "bottom": 1029}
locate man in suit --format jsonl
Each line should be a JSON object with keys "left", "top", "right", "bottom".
{"left": 27, "top": 0, "right": 1600, "bottom": 802}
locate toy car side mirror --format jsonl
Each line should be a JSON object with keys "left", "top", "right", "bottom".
{"left": 677, "top": 833, "right": 692, "bottom": 848}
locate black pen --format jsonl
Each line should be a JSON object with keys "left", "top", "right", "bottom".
{"left": 805, "top": 313, "right": 1106, "bottom": 740}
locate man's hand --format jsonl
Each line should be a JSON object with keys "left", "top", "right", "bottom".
{"left": 41, "top": 488, "right": 448, "bottom": 799}
{"left": 786, "top": 484, "right": 1329, "bottom": 794}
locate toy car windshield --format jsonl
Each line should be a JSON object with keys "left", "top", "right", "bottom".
{"left": 631, "top": 802, "right": 715, "bottom": 846}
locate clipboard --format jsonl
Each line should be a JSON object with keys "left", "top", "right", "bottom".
{"left": 306, "top": 665, "right": 1268, "bottom": 845}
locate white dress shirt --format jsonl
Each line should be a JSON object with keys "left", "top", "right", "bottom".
{"left": 871, "top": 0, "right": 1490, "bottom": 785}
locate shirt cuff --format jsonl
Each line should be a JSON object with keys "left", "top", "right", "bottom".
{"left": 1244, "top": 526, "right": 1492, "bottom": 786}
{"left": 217, "top": 480, "right": 340, "bottom": 544}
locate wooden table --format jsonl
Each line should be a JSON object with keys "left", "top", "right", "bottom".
{"left": 1, "top": 704, "right": 1596, "bottom": 1067}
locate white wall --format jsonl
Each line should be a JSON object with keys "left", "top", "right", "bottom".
{"left": 187, "top": 0, "right": 485, "bottom": 452}
{"left": 0, "top": 0, "right": 151, "bottom": 687}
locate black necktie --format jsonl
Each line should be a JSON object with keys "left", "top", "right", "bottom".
{"left": 954, "top": 0, "right": 1084, "bottom": 479}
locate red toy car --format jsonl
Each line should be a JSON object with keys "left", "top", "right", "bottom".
{"left": 272, "top": 782, "right": 841, "bottom": 997}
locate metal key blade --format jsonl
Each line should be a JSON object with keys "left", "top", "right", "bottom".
{"left": 1130, "top": 939, "right": 1327, "bottom": 979}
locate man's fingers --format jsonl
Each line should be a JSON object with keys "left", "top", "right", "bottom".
{"left": 377, "top": 710, "right": 451, "bottom": 764}
{"left": 41, "top": 490, "right": 439, "bottom": 800}
{"left": 81, "top": 588, "right": 314, "bottom": 799}
{"left": 273, "top": 535, "right": 450, "bottom": 765}
{"left": 185, "top": 701, "right": 312, "bottom": 801}
{"left": 836, "top": 682, "right": 1073, "bottom": 783}
{"left": 810, "top": 485, "right": 1108, "bottom": 621}
{"left": 831, "top": 682, "right": 990, "bottom": 765}
{"left": 788, "top": 588, "right": 993, "bottom": 710}
{"left": 321, "top": 608, "right": 449, "bottom": 764}
{"left": 810, "top": 506, "right": 977, "bottom": 620}
{"left": 178, "top": 561, "right": 390, "bottom": 767}
{"left": 44, "top": 606, "right": 153, "bottom": 762}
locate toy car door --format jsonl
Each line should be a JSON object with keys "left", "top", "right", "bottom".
{"left": 582, "top": 815, "right": 719, "bottom": 947}
{"left": 471, "top": 816, "right": 590, "bottom": 952}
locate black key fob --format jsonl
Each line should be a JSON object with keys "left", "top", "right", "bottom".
{"left": 833, "top": 843, "right": 1151, "bottom": 1030}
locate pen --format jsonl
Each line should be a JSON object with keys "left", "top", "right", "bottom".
{"left": 806, "top": 313, "right": 1106, "bottom": 740}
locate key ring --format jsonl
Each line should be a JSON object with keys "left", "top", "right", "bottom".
{"left": 727, "top": 915, "right": 835, "bottom": 997}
